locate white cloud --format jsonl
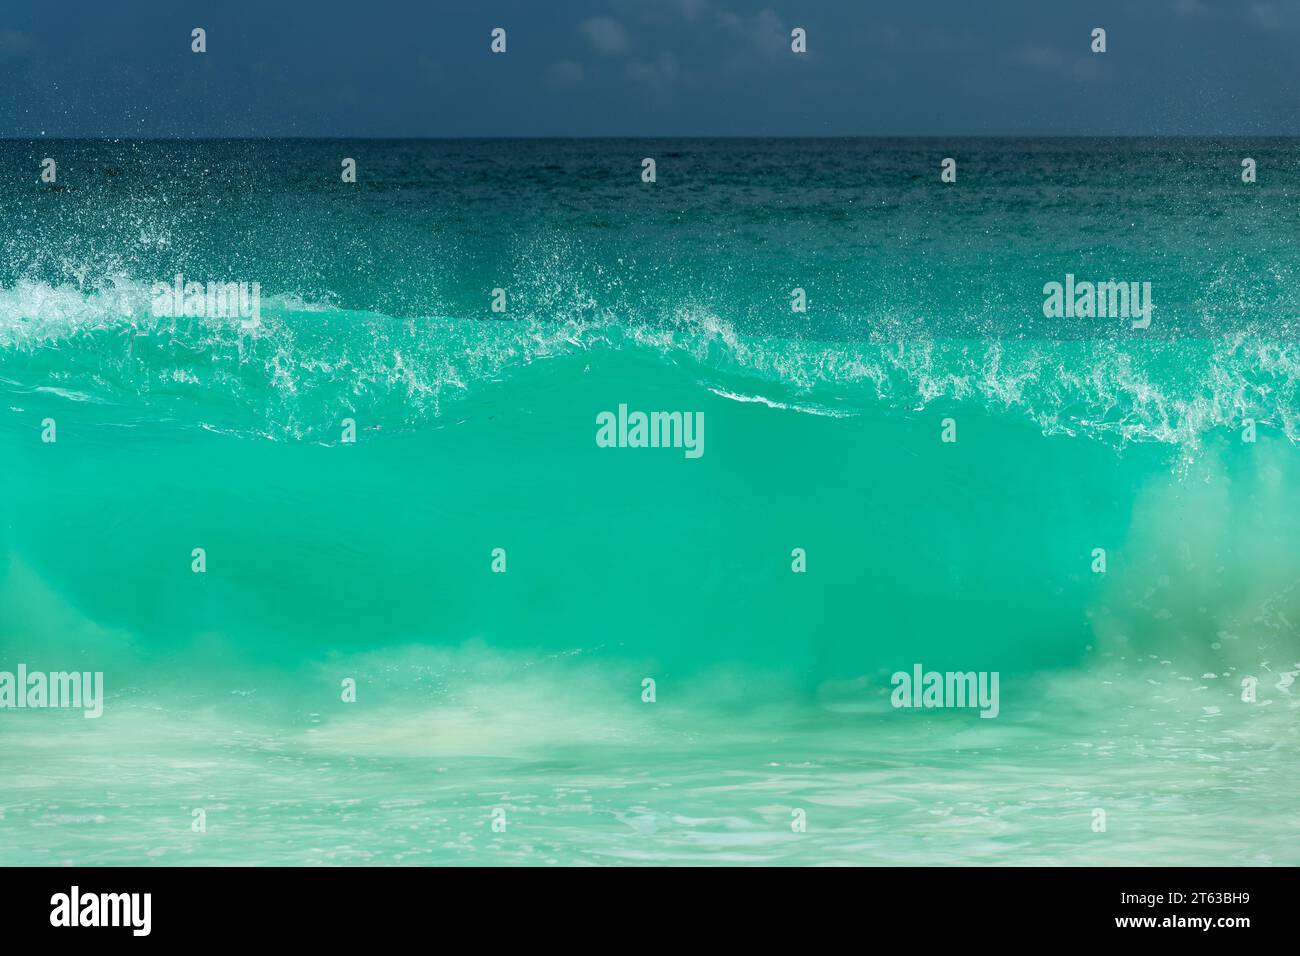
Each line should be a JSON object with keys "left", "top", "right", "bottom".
{"left": 626, "top": 52, "right": 680, "bottom": 87}
{"left": 0, "top": 29, "right": 35, "bottom": 57}
{"left": 670, "top": 0, "right": 709, "bottom": 23}
{"left": 581, "top": 17, "right": 630, "bottom": 55}
{"left": 546, "top": 59, "right": 585, "bottom": 89}
{"left": 1249, "top": 2, "right": 1284, "bottom": 29}
{"left": 1014, "top": 45, "right": 1107, "bottom": 84}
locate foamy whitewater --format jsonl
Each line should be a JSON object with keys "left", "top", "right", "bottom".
{"left": 1, "top": 139, "right": 1297, "bottom": 865}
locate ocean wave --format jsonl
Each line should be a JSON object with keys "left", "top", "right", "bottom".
{"left": 2, "top": 277, "right": 1298, "bottom": 449}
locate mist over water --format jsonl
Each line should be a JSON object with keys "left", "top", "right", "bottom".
{"left": 2, "top": 140, "right": 1298, "bottom": 865}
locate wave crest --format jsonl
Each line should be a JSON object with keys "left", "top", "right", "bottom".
{"left": 2, "top": 278, "right": 1298, "bottom": 448}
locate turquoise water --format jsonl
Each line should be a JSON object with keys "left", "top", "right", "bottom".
{"left": 1, "top": 139, "right": 1298, "bottom": 865}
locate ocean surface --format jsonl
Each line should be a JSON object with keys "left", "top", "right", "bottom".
{"left": 1, "top": 138, "right": 1297, "bottom": 865}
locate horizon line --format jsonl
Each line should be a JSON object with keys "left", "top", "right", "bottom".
{"left": 4, "top": 133, "right": 1299, "bottom": 141}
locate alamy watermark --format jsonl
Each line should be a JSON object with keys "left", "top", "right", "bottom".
{"left": 1042, "top": 273, "right": 1152, "bottom": 329}
{"left": 0, "top": 665, "right": 103, "bottom": 718}
{"left": 890, "top": 663, "right": 1000, "bottom": 718}
{"left": 595, "top": 404, "right": 704, "bottom": 459}
{"left": 50, "top": 886, "right": 150, "bottom": 936}
{"left": 151, "top": 275, "right": 262, "bottom": 329}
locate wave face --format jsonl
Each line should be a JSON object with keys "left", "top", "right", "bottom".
{"left": 1, "top": 139, "right": 1298, "bottom": 865}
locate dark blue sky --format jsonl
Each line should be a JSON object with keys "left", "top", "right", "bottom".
{"left": 2, "top": 0, "right": 1298, "bottom": 137}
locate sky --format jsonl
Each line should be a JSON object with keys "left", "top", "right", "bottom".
{"left": 2, "top": 0, "right": 1299, "bottom": 137}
